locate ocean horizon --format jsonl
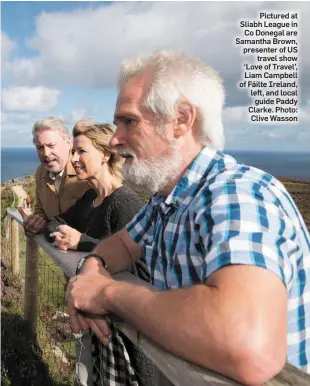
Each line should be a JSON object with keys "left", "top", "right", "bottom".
{"left": 1, "top": 147, "right": 310, "bottom": 183}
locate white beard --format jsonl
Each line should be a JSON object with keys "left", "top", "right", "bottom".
{"left": 120, "top": 142, "right": 183, "bottom": 195}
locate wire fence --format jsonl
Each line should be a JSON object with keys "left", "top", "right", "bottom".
{"left": 3, "top": 219, "right": 76, "bottom": 385}
{"left": 36, "top": 250, "right": 75, "bottom": 385}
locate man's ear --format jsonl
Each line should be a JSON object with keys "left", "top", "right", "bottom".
{"left": 174, "top": 103, "right": 196, "bottom": 139}
{"left": 66, "top": 136, "right": 72, "bottom": 146}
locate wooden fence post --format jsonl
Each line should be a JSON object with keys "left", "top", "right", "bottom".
{"left": 24, "top": 236, "right": 39, "bottom": 336}
{"left": 4, "top": 216, "right": 11, "bottom": 258}
{"left": 11, "top": 218, "right": 20, "bottom": 276}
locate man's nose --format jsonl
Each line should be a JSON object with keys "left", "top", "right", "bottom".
{"left": 109, "top": 126, "right": 124, "bottom": 148}
{"left": 43, "top": 146, "right": 51, "bottom": 157}
{"left": 109, "top": 134, "right": 119, "bottom": 148}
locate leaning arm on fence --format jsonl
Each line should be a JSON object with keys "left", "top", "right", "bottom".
{"left": 68, "top": 259, "right": 287, "bottom": 386}
{"left": 67, "top": 193, "right": 291, "bottom": 385}
{"left": 78, "top": 228, "right": 143, "bottom": 274}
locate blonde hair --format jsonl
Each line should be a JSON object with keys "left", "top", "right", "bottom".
{"left": 72, "top": 120, "right": 123, "bottom": 182}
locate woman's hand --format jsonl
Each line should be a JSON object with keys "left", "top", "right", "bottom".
{"left": 50, "top": 225, "right": 81, "bottom": 250}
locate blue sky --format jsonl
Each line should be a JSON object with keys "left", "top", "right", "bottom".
{"left": 1, "top": 1, "right": 310, "bottom": 150}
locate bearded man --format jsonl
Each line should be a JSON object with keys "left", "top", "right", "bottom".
{"left": 66, "top": 51, "right": 310, "bottom": 385}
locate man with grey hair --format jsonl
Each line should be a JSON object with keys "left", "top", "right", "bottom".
{"left": 20, "top": 117, "right": 89, "bottom": 234}
{"left": 66, "top": 51, "right": 310, "bottom": 385}
{"left": 19, "top": 117, "right": 91, "bottom": 386}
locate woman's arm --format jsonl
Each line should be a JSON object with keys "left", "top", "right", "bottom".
{"left": 75, "top": 188, "right": 144, "bottom": 252}
{"left": 44, "top": 189, "right": 93, "bottom": 242}
{"left": 77, "top": 233, "right": 101, "bottom": 252}
{"left": 44, "top": 215, "right": 67, "bottom": 242}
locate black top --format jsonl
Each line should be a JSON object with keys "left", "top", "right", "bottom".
{"left": 44, "top": 186, "right": 144, "bottom": 252}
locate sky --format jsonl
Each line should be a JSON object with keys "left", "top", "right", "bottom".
{"left": 1, "top": 0, "right": 310, "bottom": 151}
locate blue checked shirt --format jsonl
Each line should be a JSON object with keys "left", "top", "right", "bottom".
{"left": 126, "top": 146, "right": 310, "bottom": 373}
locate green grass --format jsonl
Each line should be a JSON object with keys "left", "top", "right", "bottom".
{"left": 1, "top": 188, "right": 15, "bottom": 236}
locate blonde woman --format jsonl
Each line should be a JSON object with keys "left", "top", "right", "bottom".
{"left": 45, "top": 120, "right": 153, "bottom": 385}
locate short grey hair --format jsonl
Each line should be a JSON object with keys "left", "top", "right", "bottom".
{"left": 118, "top": 51, "right": 225, "bottom": 150}
{"left": 32, "top": 117, "right": 70, "bottom": 142}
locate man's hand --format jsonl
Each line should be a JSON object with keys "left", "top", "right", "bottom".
{"left": 50, "top": 224, "right": 81, "bottom": 250}
{"left": 86, "top": 318, "right": 112, "bottom": 345}
{"left": 66, "top": 265, "right": 113, "bottom": 344}
{"left": 18, "top": 207, "right": 46, "bottom": 234}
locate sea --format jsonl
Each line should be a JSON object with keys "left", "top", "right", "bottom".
{"left": 1, "top": 147, "right": 310, "bottom": 183}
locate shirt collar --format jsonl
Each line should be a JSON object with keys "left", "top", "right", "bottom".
{"left": 49, "top": 169, "right": 64, "bottom": 180}
{"left": 163, "top": 146, "right": 221, "bottom": 208}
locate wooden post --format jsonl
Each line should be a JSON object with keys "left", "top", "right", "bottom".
{"left": 5, "top": 216, "right": 10, "bottom": 241}
{"left": 24, "top": 236, "right": 39, "bottom": 336}
{"left": 4, "top": 216, "right": 11, "bottom": 258}
{"left": 10, "top": 218, "right": 19, "bottom": 276}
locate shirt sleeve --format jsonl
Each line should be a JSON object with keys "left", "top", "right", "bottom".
{"left": 126, "top": 196, "right": 157, "bottom": 247}
{"left": 197, "top": 179, "right": 297, "bottom": 290}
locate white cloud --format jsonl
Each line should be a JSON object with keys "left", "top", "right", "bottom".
{"left": 223, "top": 106, "right": 248, "bottom": 124}
{"left": 299, "top": 105, "right": 310, "bottom": 124}
{"left": 59, "top": 108, "right": 89, "bottom": 126}
{"left": 1, "top": 111, "right": 35, "bottom": 125}
{"left": 1, "top": 32, "right": 16, "bottom": 64}
{"left": 5, "top": 1, "right": 309, "bottom": 107}
{"left": 2, "top": 86, "right": 60, "bottom": 112}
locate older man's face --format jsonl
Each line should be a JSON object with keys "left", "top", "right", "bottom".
{"left": 34, "top": 128, "right": 71, "bottom": 174}
{"left": 110, "top": 73, "right": 183, "bottom": 193}
{"left": 111, "top": 74, "right": 174, "bottom": 163}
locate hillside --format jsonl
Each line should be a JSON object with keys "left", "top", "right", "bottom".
{"left": 1, "top": 174, "right": 309, "bottom": 232}
{"left": 278, "top": 177, "right": 310, "bottom": 231}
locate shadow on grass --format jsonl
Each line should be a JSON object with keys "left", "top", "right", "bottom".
{"left": 1, "top": 311, "right": 71, "bottom": 386}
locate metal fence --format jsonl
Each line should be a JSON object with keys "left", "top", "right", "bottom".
{"left": 37, "top": 252, "right": 75, "bottom": 384}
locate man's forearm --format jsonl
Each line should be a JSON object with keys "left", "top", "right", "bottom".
{"left": 104, "top": 271, "right": 287, "bottom": 386}
{"left": 83, "top": 229, "right": 142, "bottom": 274}
{"left": 106, "top": 281, "right": 241, "bottom": 381}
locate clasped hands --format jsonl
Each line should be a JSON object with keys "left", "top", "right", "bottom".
{"left": 50, "top": 225, "right": 81, "bottom": 250}
{"left": 66, "top": 261, "right": 113, "bottom": 345}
